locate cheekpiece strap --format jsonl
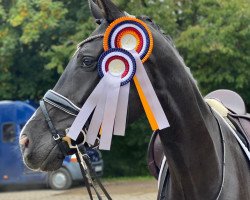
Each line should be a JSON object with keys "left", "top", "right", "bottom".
{"left": 40, "top": 100, "right": 69, "bottom": 156}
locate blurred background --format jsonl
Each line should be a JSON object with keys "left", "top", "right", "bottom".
{"left": 0, "top": 0, "right": 249, "bottom": 197}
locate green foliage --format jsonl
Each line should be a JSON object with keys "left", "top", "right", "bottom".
{"left": 0, "top": 0, "right": 249, "bottom": 176}
{"left": 40, "top": 18, "right": 96, "bottom": 73}
{"left": 0, "top": 0, "right": 94, "bottom": 99}
{"left": 118, "top": 0, "right": 178, "bottom": 35}
{"left": 175, "top": 0, "right": 250, "bottom": 104}
{"left": 8, "top": 0, "right": 67, "bottom": 43}
{"left": 102, "top": 117, "right": 152, "bottom": 177}
{"left": 0, "top": 0, "right": 68, "bottom": 99}
{"left": 1, "top": 0, "right": 249, "bottom": 104}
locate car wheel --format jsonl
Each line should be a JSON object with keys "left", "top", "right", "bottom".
{"left": 48, "top": 168, "right": 72, "bottom": 190}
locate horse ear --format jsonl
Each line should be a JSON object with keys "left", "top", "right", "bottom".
{"left": 88, "top": 0, "right": 104, "bottom": 20}
{"left": 96, "top": 0, "right": 125, "bottom": 22}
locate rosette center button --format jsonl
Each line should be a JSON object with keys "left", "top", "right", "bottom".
{"left": 121, "top": 34, "right": 137, "bottom": 50}
{"left": 109, "top": 59, "right": 126, "bottom": 76}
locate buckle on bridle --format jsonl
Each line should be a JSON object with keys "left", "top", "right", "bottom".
{"left": 63, "top": 129, "right": 87, "bottom": 149}
{"left": 53, "top": 134, "right": 61, "bottom": 141}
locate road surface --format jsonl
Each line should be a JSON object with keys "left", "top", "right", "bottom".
{"left": 0, "top": 178, "right": 158, "bottom": 200}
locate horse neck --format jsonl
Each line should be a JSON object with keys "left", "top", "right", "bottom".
{"left": 152, "top": 44, "right": 223, "bottom": 199}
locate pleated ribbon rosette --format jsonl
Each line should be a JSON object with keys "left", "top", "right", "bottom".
{"left": 67, "top": 17, "right": 170, "bottom": 150}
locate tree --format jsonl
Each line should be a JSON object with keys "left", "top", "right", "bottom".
{"left": 2, "top": 0, "right": 249, "bottom": 106}
{"left": 0, "top": 0, "right": 95, "bottom": 100}
{"left": 175, "top": 0, "right": 250, "bottom": 106}
{"left": 0, "top": 0, "right": 68, "bottom": 99}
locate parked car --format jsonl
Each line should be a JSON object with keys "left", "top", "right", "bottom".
{"left": 0, "top": 101, "right": 103, "bottom": 190}
{"left": 49, "top": 149, "right": 103, "bottom": 190}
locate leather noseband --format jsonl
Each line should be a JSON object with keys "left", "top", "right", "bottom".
{"left": 40, "top": 90, "right": 82, "bottom": 156}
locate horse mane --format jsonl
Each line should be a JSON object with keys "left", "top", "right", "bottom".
{"left": 138, "top": 16, "right": 197, "bottom": 85}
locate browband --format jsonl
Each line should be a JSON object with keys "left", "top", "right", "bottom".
{"left": 43, "top": 90, "right": 80, "bottom": 116}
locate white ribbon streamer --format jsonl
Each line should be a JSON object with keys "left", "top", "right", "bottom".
{"left": 86, "top": 91, "right": 106, "bottom": 145}
{"left": 131, "top": 51, "right": 170, "bottom": 130}
{"left": 114, "top": 83, "right": 130, "bottom": 136}
{"left": 67, "top": 77, "right": 106, "bottom": 140}
{"left": 99, "top": 75, "right": 121, "bottom": 150}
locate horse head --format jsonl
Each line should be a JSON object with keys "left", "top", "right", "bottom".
{"left": 19, "top": 0, "right": 184, "bottom": 171}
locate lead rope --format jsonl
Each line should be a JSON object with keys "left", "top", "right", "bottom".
{"left": 76, "top": 152, "right": 94, "bottom": 200}
{"left": 76, "top": 144, "right": 112, "bottom": 200}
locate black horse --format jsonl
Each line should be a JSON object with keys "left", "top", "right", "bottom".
{"left": 20, "top": 0, "right": 250, "bottom": 199}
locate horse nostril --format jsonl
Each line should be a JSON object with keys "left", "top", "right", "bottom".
{"left": 25, "top": 139, "right": 29, "bottom": 148}
{"left": 20, "top": 135, "right": 29, "bottom": 148}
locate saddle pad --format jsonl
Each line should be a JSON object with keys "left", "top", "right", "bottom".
{"left": 206, "top": 98, "right": 250, "bottom": 148}
{"left": 205, "top": 89, "right": 246, "bottom": 115}
{"left": 205, "top": 99, "right": 250, "bottom": 161}
{"left": 205, "top": 99, "right": 229, "bottom": 117}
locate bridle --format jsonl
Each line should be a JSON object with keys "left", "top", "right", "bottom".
{"left": 39, "top": 33, "right": 113, "bottom": 200}
{"left": 38, "top": 33, "right": 114, "bottom": 199}
{"left": 40, "top": 33, "right": 105, "bottom": 155}
{"left": 42, "top": 90, "right": 80, "bottom": 116}
{"left": 40, "top": 89, "right": 112, "bottom": 200}
{"left": 40, "top": 90, "right": 80, "bottom": 155}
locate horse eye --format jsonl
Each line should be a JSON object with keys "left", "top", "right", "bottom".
{"left": 95, "top": 19, "right": 103, "bottom": 25}
{"left": 145, "top": 16, "right": 153, "bottom": 22}
{"left": 82, "top": 57, "right": 93, "bottom": 67}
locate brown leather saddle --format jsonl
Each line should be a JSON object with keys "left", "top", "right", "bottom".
{"left": 206, "top": 89, "right": 250, "bottom": 147}
{"left": 147, "top": 89, "right": 250, "bottom": 179}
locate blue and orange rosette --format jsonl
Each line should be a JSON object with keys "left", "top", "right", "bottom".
{"left": 103, "top": 16, "right": 154, "bottom": 63}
